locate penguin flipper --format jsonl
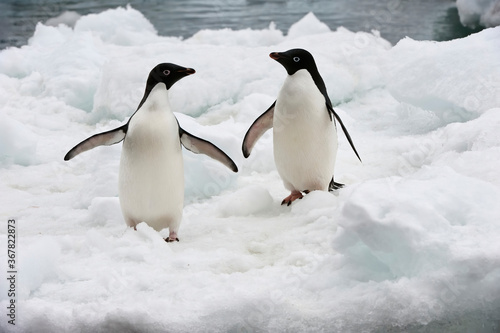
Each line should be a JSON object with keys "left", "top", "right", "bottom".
{"left": 64, "top": 124, "right": 128, "bottom": 161}
{"left": 242, "top": 101, "right": 275, "bottom": 158}
{"left": 327, "top": 105, "right": 362, "bottom": 163}
{"left": 180, "top": 129, "right": 238, "bottom": 173}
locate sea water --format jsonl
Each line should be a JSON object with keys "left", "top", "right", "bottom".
{"left": 0, "top": 0, "right": 483, "bottom": 49}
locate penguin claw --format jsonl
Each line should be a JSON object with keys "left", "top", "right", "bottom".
{"left": 281, "top": 191, "right": 304, "bottom": 206}
{"left": 165, "top": 231, "right": 179, "bottom": 242}
{"left": 165, "top": 237, "right": 179, "bottom": 243}
{"left": 280, "top": 198, "right": 291, "bottom": 206}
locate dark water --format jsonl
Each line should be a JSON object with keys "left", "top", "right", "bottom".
{"left": 0, "top": 0, "right": 484, "bottom": 50}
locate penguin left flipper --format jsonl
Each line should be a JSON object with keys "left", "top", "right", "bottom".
{"left": 326, "top": 104, "right": 362, "bottom": 163}
{"left": 179, "top": 128, "right": 238, "bottom": 173}
{"left": 242, "top": 101, "right": 275, "bottom": 158}
{"left": 64, "top": 124, "right": 128, "bottom": 161}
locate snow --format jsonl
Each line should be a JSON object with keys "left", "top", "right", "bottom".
{"left": 456, "top": 0, "right": 500, "bottom": 28}
{"left": 45, "top": 11, "right": 82, "bottom": 29}
{"left": 1, "top": 6, "right": 500, "bottom": 332}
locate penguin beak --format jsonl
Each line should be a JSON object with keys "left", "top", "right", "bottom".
{"left": 178, "top": 68, "right": 196, "bottom": 75}
{"left": 269, "top": 52, "right": 283, "bottom": 60}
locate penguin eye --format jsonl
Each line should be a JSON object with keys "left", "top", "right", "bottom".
{"left": 293, "top": 57, "right": 300, "bottom": 62}
{"left": 163, "top": 70, "right": 170, "bottom": 76}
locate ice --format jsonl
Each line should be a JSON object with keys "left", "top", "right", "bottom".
{"left": 17, "top": 238, "right": 61, "bottom": 300}
{"left": 383, "top": 28, "right": 500, "bottom": 117}
{"left": 74, "top": 5, "right": 159, "bottom": 46}
{"left": 1, "top": 5, "right": 500, "bottom": 332}
{"left": 0, "top": 114, "right": 38, "bottom": 166}
{"left": 45, "top": 11, "right": 82, "bottom": 28}
{"left": 286, "top": 12, "right": 331, "bottom": 39}
{"left": 188, "top": 22, "right": 284, "bottom": 47}
{"left": 457, "top": 0, "right": 500, "bottom": 28}
{"left": 331, "top": 168, "right": 500, "bottom": 329}
{"left": 85, "top": 197, "right": 122, "bottom": 227}
{"left": 214, "top": 185, "right": 274, "bottom": 217}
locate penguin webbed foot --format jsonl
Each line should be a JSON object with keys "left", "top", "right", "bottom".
{"left": 281, "top": 190, "right": 304, "bottom": 206}
{"left": 165, "top": 231, "right": 179, "bottom": 242}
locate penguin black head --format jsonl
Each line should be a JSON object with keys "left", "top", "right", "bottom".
{"left": 136, "top": 63, "right": 196, "bottom": 111}
{"left": 147, "top": 63, "right": 196, "bottom": 90}
{"left": 270, "top": 48, "right": 318, "bottom": 76}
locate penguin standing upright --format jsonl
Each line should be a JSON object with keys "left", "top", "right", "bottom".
{"left": 65, "top": 63, "right": 238, "bottom": 242}
{"left": 242, "top": 49, "right": 361, "bottom": 205}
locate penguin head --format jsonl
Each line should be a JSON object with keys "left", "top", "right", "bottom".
{"left": 269, "top": 49, "right": 318, "bottom": 76}
{"left": 148, "top": 63, "right": 196, "bottom": 90}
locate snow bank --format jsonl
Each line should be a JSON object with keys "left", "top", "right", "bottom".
{"left": 457, "top": 0, "right": 500, "bottom": 28}
{"left": 45, "top": 11, "right": 82, "bottom": 28}
{"left": 0, "top": 114, "right": 38, "bottom": 166}
{"left": 287, "top": 12, "right": 331, "bottom": 39}
{"left": 74, "top": 5, "right": 158, "bottom": 45}
{"left": 1, "top": 5, "right": 500, "bottom": 332}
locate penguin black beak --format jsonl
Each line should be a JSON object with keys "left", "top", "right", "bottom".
{"left": 178, "top": 68, "right": 196, "bottom": 75}
{"left": 269, "top": 52, "right": 282, "bottom": 60}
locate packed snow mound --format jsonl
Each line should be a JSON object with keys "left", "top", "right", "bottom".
{"left": 1, "top": 6, "right": 500, "bottom": 333}
{"left": 457, "top": 0, "right": 500, "bottom": 28}
{"left": 0, "top": 114, "right": 38, "bottom": 166}
{"left": 287, "top": 12, "right": 331, "bottom": 39}
{"left": 45, "top": 11, "right": 82, "bottom": 28}
{"left": 74, "top": 5, "right": 159, "bottom": 45}
{"left": 188, "top": 23, "right": 284, "bottom": 47}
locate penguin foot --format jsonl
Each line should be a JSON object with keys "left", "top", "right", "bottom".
{"left": 281, "top": 191, "right": 304, "bottom": 206}
{"left": 165, "top": 231, "right": 179, "bottom": 242}
{"left": 165, "top": 237, "right": 179, "bottom": 243}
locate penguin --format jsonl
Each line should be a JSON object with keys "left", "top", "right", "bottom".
{"left": 65, "top": 63, "right": 238, "bottom": 242}
{"left": 242, "top": 49, "right": 361, "bottom": 206}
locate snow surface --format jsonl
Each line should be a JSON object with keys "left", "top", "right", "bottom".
{"left": 45, "top": 11, "right": 82, "bottom": 29}
{"left": 457, "top": 0, "right": 500, "bottom": 28}
{"left": 1, "top": 5, "right": 500, "bottom": 332}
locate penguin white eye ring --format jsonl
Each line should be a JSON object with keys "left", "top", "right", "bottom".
{"left": 163, "top": 70, "right": 170, "bottom": 76}
{"left": 293, "top": 57, "right": 300, "bottom": 62}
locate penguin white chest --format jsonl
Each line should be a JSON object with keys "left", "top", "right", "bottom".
{"left": 273, "top": 69, "right": 338, "bottom": 192}
{"left": 119, "top": 83, "right": 184, "bottom": 232}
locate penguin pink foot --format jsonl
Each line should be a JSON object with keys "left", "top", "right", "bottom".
{"left": 281, "top": 190, "right": 304, "bottom": 206}
{"left": 165, "top": 231, "right": 179, "bottom": 242}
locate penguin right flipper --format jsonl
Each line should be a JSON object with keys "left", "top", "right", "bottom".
{"left": 179, "top": 129, "right": 238, "bottom": 173}
{"left": 64, "top": 124, "right": 128, "bottom": 161}
{"left": 242, "top": 101, "right": 275, "bottom": 158}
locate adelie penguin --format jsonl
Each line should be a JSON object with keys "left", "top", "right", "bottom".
{"left": 242, "top": 48, "right": 361, "bottom": 206}
{"left": 65, "top": 63, "right": 238, "bottom": 242}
